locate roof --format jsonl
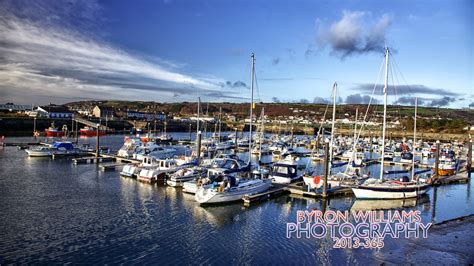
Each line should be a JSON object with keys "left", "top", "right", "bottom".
{"left": 94, "top": 105, "right": 115, "bottom": 112}
{"left": 39, "top": 105, "right": 72, "bottom": 113}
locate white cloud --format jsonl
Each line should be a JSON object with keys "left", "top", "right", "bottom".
{"left": 0, "top": 3, "right": 246, "bottom": 104}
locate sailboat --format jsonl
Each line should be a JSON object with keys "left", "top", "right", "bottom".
{"left": 304, "top": 83, "right": 367, "bottom": 189}
{"left": 352, "top": 48, "right": 431, "bottom": 199}
{"left": 194, "top": 53, "right": 271, "bottom": 204}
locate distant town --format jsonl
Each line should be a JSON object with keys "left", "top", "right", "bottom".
{"left": 0, "top": 101, "right": 473, "bottom": 138}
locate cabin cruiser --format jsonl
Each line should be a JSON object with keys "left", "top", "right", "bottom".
{"left": 137, "top": 156, "right": 197, "bottom": 183}
{"left": 400, "top": 151, "right": 414, "bottom": 163}
{"left": 183, "top": 156, "right": 249, "bottom": 194}
{"left": 194, "top": 175, "right": 271, "bottom": 204}
{"left": 166, "top": 167, "right": 204, "bottom": 187}
{"left": 116, "top": 137, "right": 176, "bottom": 159}
{"left": 25, "top": 141, "right": 80, "bottom": 157}
{"left": 269, "top": 159, "right": 301, "bottom": 184}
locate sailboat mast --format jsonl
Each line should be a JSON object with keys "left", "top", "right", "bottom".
{"left": 259, "top": 107, "right": 265, "bottom": 162}
{"left": 412, "top": 97, "right": 417, "bottom": 179}
{"left": 248, "top": 53, "right": 255, "bottom": 163}
{"left": 197, "top": 97, "right": 201, "bottom": 134}
{"left": 352, "top": 107, "right": 358, "bottom": 161}
{"left": 380, "top": 47, "right": 389, "bottom": 180}
{"left": 329, "top": 82, "right": 337, "bottom": 175}
{"left": 218, "top": 106, "right": 222, "bottom": 141}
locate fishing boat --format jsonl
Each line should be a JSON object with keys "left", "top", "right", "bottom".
{"left": 437, "top": 150, "right": 457, "bottom": 176}
{"left": 194, "top": 176, "right": 271, "bottom": 204}
{"left": 352, "top": 48, "right": 431, "bottom": 200}
{"left": 44, "top": 122, "right": 65, "bottom": 137}
{"left": 80, "top": 126, "right": 106, "bottom": 137}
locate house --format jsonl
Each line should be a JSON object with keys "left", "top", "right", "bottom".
{"left": 93, "top": 105, "right": 115, "bottom": 118}
{"left": 0, "top": 103, "right": 33, "bottom": 112}
{"left": 127, "top": 110, "right": 166, "bottom": 121}
{"left": 37, "top": 104, "right": 73, "bottom": 118}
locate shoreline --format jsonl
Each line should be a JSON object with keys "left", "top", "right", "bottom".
{"left": 373, "top": 214, "right": 474, "bottom": 264}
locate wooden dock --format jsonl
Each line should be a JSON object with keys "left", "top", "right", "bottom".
{"left": 242, "top": 184, "right": 289, "bottom": 206}
{"left": 99, "top": 162, "right": 126, "bottom": 172}
{"left": 286, "top": 182, "right": 354, "bottom": 198}
{"left": 72, "top": 156, "right": 115, "bottom": 165}
{"left": 434, "top": 170, "right": 470, "bottom": 185}
{"left": 52, "top": 152, "right": 92, "bottom": 159}
{"left": 1, "top": 142, "right": 41, "bottom": 147}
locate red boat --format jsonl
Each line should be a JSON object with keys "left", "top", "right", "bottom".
{"left": 80, "top": 126, "right": 106, "bottom": 137}
{"left": 45, "top": 123, "right": 65, "bottom": 137}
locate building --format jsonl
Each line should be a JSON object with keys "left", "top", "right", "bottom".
{"left": 92, "top": 105, "right": 115, "bottom": 118}
{"left": 0, "top": 103, "right": 33, "bottom": 112}
{"left": 37, "top": 104, "right": 73, "bottom": 118}
{"left": 127, "top": 110, "right": 166, "bottom": 121}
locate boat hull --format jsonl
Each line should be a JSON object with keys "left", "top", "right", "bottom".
{"left": 352, "top": 184, "right": 430, "bottom": 199}
{"left": 80, "top": 129, "right": 106, "bottom": 137}
{"left": 195, "top": 180, "right": 271, "bottom": 204}
{"left": 437, "top": 168, "right": 456, "bottom": 176}
{"left": 45, "top": 131, "right": 65, "bottom": 137}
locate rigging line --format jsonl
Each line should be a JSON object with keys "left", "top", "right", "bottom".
{"left": 389, "top": 60, "right": 401, "bottom": 120}
{"left": 391, "top": 60, "right": 405, "bottom": 121}
{"left": 392, "top": 56, "right": 415, "bottom": 95}
{"left": 254, "top": 71, "right": 262, "bottom": 102}
{"left": 304, "top": 96, "right": 331, "bottom": 173}
{"left": 344, "top": 55, "right": 386, "bottom": 174}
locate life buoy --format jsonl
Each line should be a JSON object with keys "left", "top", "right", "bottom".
{"left": 313, "top": 176, "right": 321, "bottom": 185}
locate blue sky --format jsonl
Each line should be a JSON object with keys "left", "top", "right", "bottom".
{"left": 0, "top": 0, "right": 472, "bottom": 108}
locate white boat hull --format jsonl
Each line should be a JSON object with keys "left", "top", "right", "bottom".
{"left": 195, "top": 180, "right": 271, "bottom": 204}
{"left": 352, "top": 185, "right": 430, "bottom": 199}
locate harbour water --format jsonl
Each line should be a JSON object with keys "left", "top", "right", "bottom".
{"left": 0, "top": 134, "right": 473, "bottom": 264}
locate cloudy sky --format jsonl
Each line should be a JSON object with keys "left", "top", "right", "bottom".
{"left": 0, "top": 0, "right": 472, "bottom": 108}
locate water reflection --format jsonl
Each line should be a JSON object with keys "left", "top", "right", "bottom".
{"left": 0, "top": 135, "right": 472, "bottom": 264}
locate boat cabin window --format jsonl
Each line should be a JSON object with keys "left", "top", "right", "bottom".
{"left": 273, "top": 166, "right": 296, "bottom": 175}
{"left": 222, "top": 160, "right": 238, "bottom": 169}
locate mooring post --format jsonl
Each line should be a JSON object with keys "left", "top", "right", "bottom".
{"left": 435, "top": 140, "right": 440, "bottom": 181}
{"left": 95, "top": 123, "right": 100, "bottom": 157}
{"left": 468, "top": 139, "right": 472, "bottom": 171}
{"left": 189, "top": 123, "right": 192, "bottom": 141}
{"left": 196, "top": 131, "right": 202, "bottom": 165}
{"left": 33, "top": 117, "right": 37, "bottom": 139}
{"left": 75, "top": 120, "right": 78, "bottom": 144}
{"left": 323, "top": 139, "right": 329, "bottom": 198}
{"left": 235, "top": 128, "right": 238, "bottom": 147}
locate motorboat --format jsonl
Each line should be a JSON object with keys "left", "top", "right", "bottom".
{"left": 400, "top": 151, "right": 414, "bottom": 163}
{"left": 25, "top": 141, "right": 79, "bottom": 157}
{"left": 167, "top": 167, "right": 204, "bottom": 187}
{"left": 269, "top": 159, "right": 301, "bottom": 184}
{"left": 137, "top": 156, "right": 197, "bottom": 184}
{"left": 194, "top": 176, "right": 271, "bottom": 204}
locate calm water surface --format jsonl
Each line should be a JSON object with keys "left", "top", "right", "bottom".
{"left": 0, "top": 134, "right": 472, "bottom": 264}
